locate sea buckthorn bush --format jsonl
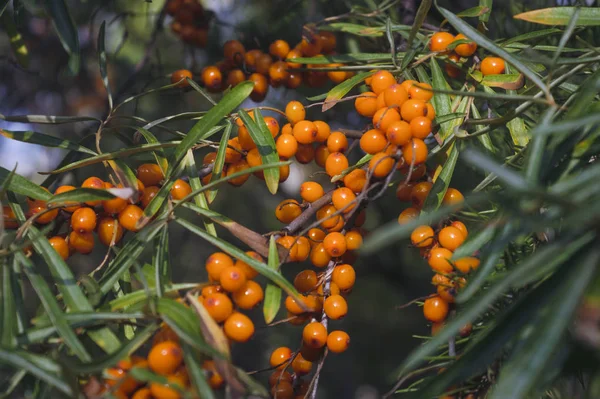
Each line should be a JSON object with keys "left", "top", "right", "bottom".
{"left": 1, "top": 1, "right": 600, "bottom": 398}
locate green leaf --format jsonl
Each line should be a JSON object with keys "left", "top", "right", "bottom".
{"left": 176, "top": 219, "right": 301, "bottom": 299}
{"left": 481, "top": 73, "right": 524, "bottom": 90}
{"left": 109, "top": 283, "right": 197, "bottom": 311}
{"left": 0, "top": 11, "right": 28, "bottom": 68}
{"left": 47, "top": 187, "right": 117, "bottom": 207}
{"left": 1, "top": 257, "right": 16, "bottom": 347}
{"left": 153, "top": 227, "right": 170, "bottom": 297}
{"left": 263, "top": 236, "right": 282, "bottom": 324}
{"left": 0, "top": 128, "right": 96, "bottom": 155}
{"left": 0, "top": 167, "right": 51, "bottom": 200}
{"left": 0, "top": 114, "right": 99, "bottom": 124}
{"left": 461, "top": 148, "right": 530, "bottom": 192}
{"left": 322, "top": 71, "right": 373, "bottom": 112}
{"left": 421, "top": 144, "right": 459, "bottom": 213}
{"left": 185, "top": 77, "right": 217, "bottom": 106}
{"left": 454, "top": 5, "right": 490, "bottom": 18}
{"left": 208, "top": 121, "right": 232, "bottom": 202}
{"left": 45, "top": 0, "right": 79, "bottom": 74}
{"left": 514, "top": 6, "right": 600, "bottom": 26}
{"left": 286, "top": 53, "right": 397, "bottom": 64}
{"left": 182, "top": 343, "right": 217, "bottom": 399}
{"left": 168, "top": 81, "right": 253, "bottom": 177}
{"left": 134, "top": 128, "right": 168, "bottom": 173}
{"left": 238, "top": 109, "right": 279, "bottom": 194}
{"left": 185, "top": 150, "right": 217, "bottom": 237}
{"left": 408, "top": 0, "right": 432, "bottom": 47}
{"left": 430, "top": 58, "right": 454, "bottom": 141}
{"left": 469, "top": 102, "right": 495, "bottom": 153}
{"left": 479, "top": 0, "right": 492, "bottom": 22}
{"left": 97, "top": 22, "right": 113, "bottom": 109}
{"left": 452, "top": 224, "right": 497, "bottom": 259}
{"left": 501, "top": 28, "right": 562, "bottom": 45}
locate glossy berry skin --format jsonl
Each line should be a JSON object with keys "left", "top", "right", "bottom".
{"left": 324, "top": 294, "right": 348, "bottom": 319}
{"left": 454, "top": 257, "right": 480, "bottom": 273}
{"left": 201, "top": 66, "right": 222, "bottom": 92}
{"left": 270, "top": 346, "right": 293, "bottom": 369}
{"left": 269, "top": 370, "right": 293, "bottom": 386}
{"left": 310, "top": 243, "right": 332, "bottom": 268}
{"left": 271, "top": 381, "right": 294, "bottom": 399}
{"left": 203, "top": 293, "right": 233, "bottom": 323}
{"left": 234, "top": 251, "right": 261, "bottom": 279}
{"left": 303, "top": 322, "right": 328, "bottom": 348}
{"left": 354, "top": 92, "right": 378, "bottom": 117}
{"left": 48, "top": 236, "right": 69, "bottom": 260}
{"left": 275, "top": 199, "right": 302, "bottom": 223}
{"left": 223, "top": 40, "right": 245, "bottom": 64}
{"left": 386, "top": 120, "right": 412, "bottom": 146}
{"left": 313, "top": 120, "right": 331, "bottom": 142}
{"left": 428, "top": 247, "right": 454, "bottom": 273}
{"left": 423, "top": 295, "right": 450, "bottom": 322}
{"left": 327, "top": 330, "right": 350, "bottom": 353}
{"left": 410, "top": 116, "right": 432, "bottom": 139}
{"left": 69, "top": 231, "right": 94, "bottom": 254}
{"left": 54, "top": 185, "right": 80, "bottom": 212}
{"left": 226, "top": 69, "right": 245, "bottom": 87}
{"left": 345, "top": 230, "right": 363, "bottom": 251}
{"left": 268, "top": 61, "right": 289, "bottom": 87}
{"left": 26, "top": 200, "right": 58, "bottom": 225}
{"left": 300, "top": 34, "right": 322, "bottom": 57}
{"left": 149, "top": 374, "right": 185, "bottom": 399}
{"left": 327, "top": 131, "right": 349, "bottom": 153}
{"left": 383, "top": 84, "right": 409, "bottom": 108}
{"left": 453, "top": 33, "right": 477, "bottom": 57}
{"left": 370, "top": 70, "right": 396, "bottom": 94}
{"left": 360, "top": 129, "right": 388, "bottom": 155}
{"left": 481, "top": 57, "right": 506, "bottom": 76}
{"left": 409, "top": 83, "right": 434, "bottom": 102}
{"left": 285, "top": 101, "right": 306, "bottom": 125}
{"left": 293, "top": 120, "right": 318, "bottom": 144}
{"left": 402, "top": 138, "right": 428, "bottom": 166}
{"left": 398, "top": 207, "right": 419, "bottom": 224}
{"left": 269, "top": 39, "right": 290, "bottom": 59}
{"left": 248, "top": 73, "right": 268, "bottom": 102}
{"left": 205, "top": 252, "right": 234, "bottom": 282}
{"left": 332, "top": 264, "right": 355, "bottom": 291}
{"left": 203, "top": 360, "right": 224, "bottom": 389}
{"left": 343, "top": 169, "right": 367, "bottom": 194}
{"left": 170, "top": 179, "right": 192, "bottom": 201}
{"left": 323, "top": 232, "right": 347, "bottom": 257}
{"left": 451, "top": 220, "right": 468, "bottom": 238}
{"left": 411, "top": 225, "right": 435, "bottom": 248}
{"left": 369, "top": 153, "right": 395, "bottom": 178}
{"left": 137, "top": 164, "right": 164, "bottom": 187}
{"left": 372, "top": 108, "right": 401, "bottom": 133}
{"left": 396, "top": 182, "right": 413, "bottom": 202}
{"left": 295, "top": 144, "right": 315, "bottom": 164}
{"left": 411, "top": 182, "right": 433, "bottom": 209}
{"left": 148, "top": 341, "right": 183, "bottom": 376}
{"left": 171, "top": 69, "right": 193, "bottom": 88}
{"left": 224, "top": 312, "right": 254, "bottom": 342}
{"left": 71, "top": 207, "right": 97, "bottom": 232}
{"left": 81, "top": 176, "right": 105, "bottom": 206}
{"left": 118, "top": 204, "right": 144, "bottom": 232}
{"left": 294, "top": 270, "right": 318, "bottom": 292}
{"left": 292, "top": 353, "right": 313, "bottom": 375}
{"left": 445, "top": 53, "right": 461, "bottom": 78}
{"left": 276, "top": 134, "right": 298, "bottom": 158}
{"left": 332, "top": 187, "right": 356, "bottom": 213}
{"left": 443, "top": 188, "right": 464, "bottom": 205}
{"left": 429, "top": 32, "right": 455, "bottom": 52}
{"left": 102, "top": 192, "right": 128, "bottom": 215}
{"left": 325, "top": 152, "right": 349, "bottom": 177}
{"left": 400, "top": 99, "right": 428, "bottom": 122}
{"left": 285, "top": 294, "right": 320, "bottom": 314}
{"left": 219, "top": 265, "right": 247, "bottom": 292}
{"left": 438, "top": 226, "right": 466, "bottom": 251}
{"left": 97, "top": 217, "right": 124, "bottom": 246}
{"left": 300, "top": 182, "right": 324, "bottom": 203}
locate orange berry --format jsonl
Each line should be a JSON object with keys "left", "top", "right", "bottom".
{"left": 48, "top": 236, "right": 69, "bottom": 260}
{"left": 315, "top": 144, "right": 331, "bottom": 168}
{"left": 354, "top": 92, "right": 378, "bottom": 117}
{"left": 453, "top": 33, "right": 477, "bottom": 57}
{"left": 383, "top": 84, "right": 409, "bottom": 108}
{"left": 226, "top": 68, "right": 245, "bottom": 87}
{"left": 323, "top": 232, "right": 347, "bottom": 257}
{"left": 360, "top": 129, "right": 388, "bottom": 155}
{"left": 454, "top": 257, "right": 480, "bottom": 273}
{"left": 310, "top": 243, "right": 332, "bottom": 268}
{"left": 324, "top": 294, "right": 348, "bottom": 319}
{"left": 131, "top": 387, "right": 152, "bottom": 399}
{"left": 248, "top": 73, "right": 268, "bottom": 101}
{"left": 438, "top": 226, "right": 465, "bottom": 251}
{"left": 201, "top": 284, "right": 224, "bottom": 297}
{"left": 402, "top": 138, "right": 428, "bottom": 165}
{"left": 307, "top": 228, "right": 326, "bottom": 245}
{"left": 319, "top": 31, "right": 337, "bottom": 53}
{"left": 292, "top": 353, "right": 313, "bottom": 375}
{"left": 410, "top": 116, "right": 432, "bottom": 139}
{"left": 369, "top": 152, "right": 395, "bottom": 178}
{"left": 295, "top": 143, "right": 315, "bottom": 164}
{"left": 71, "top": 207, "right": 97, "bottom": 232}
{"left": 203, "top": 293, "right": 233, "bottom": 323}
{"left": 425, "top": 103, "right": 436, "bottom": 121}
{"left": 300, "top": 182, "right": 324, "bottom": 203}
{"left": 149, "top": 374, "right": 185, "bottom": 399}
{"left": 327, "top": 131, "right": 349, "bottom": 153}
{"left": 269, "top": 60, "right": 289, "bottom": 86}
{"left": 398, "top": 207, "right": 419, "bottom": 224}
{"left": 409, "top": 83, "right": 434, "bottom": 102}
{"left": 219, "top": 266, "right": 247, "bottom": 293}
{"left": 148, "top": 341, "right": 183, "bottom": 375}
{"left": 226, "top": 159, "right": 250, "bottom": 186}
{"left": 203, "top": 360, "right": 224, "bottom": 389}
{"left": 224, "top": 312, "right": 255, "bottom": 342}
{"left": 481, "top": 57, "right": 505, "bottom": 76}
{"left": 345, "top": 230, "right": 363, "bottom": 251}
{"left": 325, "top": 152, "right": 349, "bottom": 177}
{"left": 170, "top": 179, "right": 192, "bottom": 201}
{"left": 270, "top": 347, "right": 293, "bottom": 369}
{"left": 400, "top": 79, "right": 417, "bottom": 92}
{"left": 386, "top": 120, "right": 412, "bottom": 146}
{"left": 292, "top": 120, "right": 318, "bottom": 144}
{"left": 370, "top": 71, "right": 396, "bottom": 94}
{"left": 343, "top": 169, "right": 367, "bottom": 194}
{"left": 255, "top": 53, "right": 273, "bottom": 75}
{"left": 205, "top": 252, "right": 234, "bottom": 281}
{"left": 400, "top": 99, "right": 427, "bottom": 122}
{"left": 80, "top": 176, "right": 105, "bottom": 207}
{"left": 276, "top": 134, "right": 298, "bottom": 158}
{"left": 269, "top": 39, "right": 290, "bottom": 59}
{"left": 288, "top": 236, "right": 312, "bottom": 262}
{"left": 327, "top": 64, "right": 349, "bottom": 84}
{"left": 332, "top": 264, "right": 355, "bottom": 291}
{"left": 317, "top": 204, "right": 340, "bottom": 230}
{"left": 223, "top": 40, "right": 245, "bottom": 64}
{"left": 372, "top": 107, "right": 401, "bottom": 132}
{"left": 285, "top": 101, "right": 306, "bottom": 125}
{"left": 429, "top": 32, "right": 455, "bottom": 52}
{"left": 271, "top": 381, "right": 294, "bottom": 399}
{"left": 445, "top": 53, "right": 461, "bottom": 78}
{"left": 285, "top": 48, "right": 302, "bottom": 69}
{"left": 224, "top": 137, "right": 243, "bottom": 164}
{"left": 234, "top": 251, "right": 261, "bottom": 280}
{"left": 118, "top": 204, "right": 143, "bottom": 232}
{"left": 451, "top": 221, "right": 468, "bottom": 238}
{"left": 314, "top": 120, "right": 331, "bottom": 142}
{"left": 171, "top": 69, "right": 192, "bottom": 88}
{"left": 54, "top": 185, "right": 80, "bottom": 212}
{"left": 332, "top": 187, "right": 356, "bottom": 213}
{"left": 411, "top": 225, "right": 435, "bottom": 248}
{"left": 327, "top": 330, "right": 350, "bottom": 353}
{"left": 97, "top": 216, "right": 124, "bottom": 246}
{"left": 396, "top": 182, "right": 413, "bottom": 202}
{"left": 411, "top": 181, "right": 433, "bottom": 209}
{"left": 137, "top": 164, "right": 164, "bottom": 187}
{"left": 285, "top": 294, "right": 320, "bottom": 314}
{"left": 294, "top": 270, "right": 318, "bottom": 292}
{"left": 300, "top": 34, "right": 322, "bottom": 57}
{"left": 102, "top": 192, "right": 127, "bottom": 215}
{"left": 423, "top": 295, "right": 449, "bottom": 322}
{"left": 428, "top": 247, "right": 454, "bottom": 273}
{"left": 269, "top": 370, "right": 293, "bottom": 386}
{"left": 68, "top": 230, "right": 94, "bottom": 254}
{"left": 285, "top": 72, "right": 303, "bottom": 89}
{"left": 275, "top": 199, "right": 302, "bottom": 223}
{"left": 281, "top": 123, "right": 293, "bottom": 135}
{"left": 443, "top": 188, "right": 464, "bottom": 205}
{"left": 302, "top": 322, "right": 327, "bottom": 348}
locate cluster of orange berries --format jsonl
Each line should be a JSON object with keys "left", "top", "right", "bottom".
{"left": 166, "top": 0, "right": 209, "bottom": 48}
{"left": 2, "top": 164, "right": 191, "bottom": 260}
{"left": 429, "top": 31, "right": 505, "bottom": 78}
{"left": 171, "top": 29, "right": 351, "bottom": 101}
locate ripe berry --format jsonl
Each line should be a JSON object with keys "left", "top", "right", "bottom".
{"left": 410, "top": 116, "right": 432, "bottom": 139}
{"left": 453, "top": 33, "right": 477, "bottom": 57}
{"left": 370, "top": 71, "right": 396, "bottom": 94}
{"left": 323, "top": 232, "right": 347, "bottom": 257}
{"left": 428, "top": 248, "right": 454, "bottom": 273}
{"left": 481, "top": 57, "right": 505, "bottom": 76}
{"left": 141, "top": 186, "right": 159, "bottom": 209}
{"left": 105, "top": 367, "right": 139, "bottom": 394}
{"left": 275, "top": 199, "right": 302, "bottom": 223}
{"left": 201, "top": 284, "right": 224, "bottom": 297}
{"left": 327, "top": 330, "right": 350, "bottom": 353}
{"left": 118, "top": 204, "right": 144, "bottom": 232}
{"left": 234, "top": 251, "right": 261, "bottom": 279}
{"left": 445, "top": 53, "right": 461, "bottom": 78}
{"left": 402, "top": 138, "right": 428, "bottom": 165}
{"left": 223, "top": 40, "right": 245, "bottom": 64}
{"left": 332, "top": 187, "right": 356, "bottom": 213}
{"left": 409, "top": 83, "right": 433, "bottom": 102}
{"left": 324, "top": 294, "right": 348, "bottom": 319}
{"left": 97, "top": 217, "right": 124, "bottom": 246}
{"left": 325, "top": 152, "right": 349, "bottom": 177}
{"left": 137, "top": 164, "right": 164, "bottom": 187}
{"left": 292, "top": 353, "right": 313, "bottom": 375}
{"left": 288, "top": 236, "right": 312, "bottom": 262}
{"left": 292, "top": 120, "right": 318, "bottom": 144}
{"left": 102, "top": 191, "right": 128, "bottom": 215}
{"left": 423, "top": 295, "right": 450, "bottom": 322}
{"left": 372, "top": 108, "right": 401, "bottom": 132}
{"left": 268, "top": 61, "right": 289, "bottom": 86}
{"left": 425, "top": 103, "right": 436, "bottom": 121}
{"left": 310, "top": 243, "right": 332, "bottom": 268}
{"left": 315, "top": 145, "right": 330, "bottom": 168}
{"left": 302, "top": 322, "right": 327, "bottom": 348}
{"left": 285, "top": 72, "right": 302, "bottom": 89}
{"left": 332, "top": 264, "right": 355, "bottom": 291}
{"left": 314, "top": 120, "right": 331, "bottom": 142}
{"left": 131, "top": 387, "right": 152, "bottom": 399}
{"left": 343, "top": 169, "right": 367, "bottom": 194}
{"left": 270, "top": 346, "right": 293, "bottom": 369}
{"left": 219, "top": 266, "right": 247, "bottom": 292}
{"left": 294, "top": 270, "right": 318, "bottom": 292}
{"left": 429, "top": 32, "right": 455, "bottom": 52}
{"left": 224, "top": 312, "right": 255, "bottom": 342}
{"left": 68, "top": 231, "right": 94, "bottom": 254}
{"left": 54, "top": 185, "right": 80, "bottom": 212}
{"left": 203, "top": 360, "right": 224, "bottom": 389}
{"left": 369, "top": 152, "right": 395, "bottom": 178}
{"left": 203, "top": 293, "right": 233, "bottom": 323}
{"left": 148, "top": 341, "right": 183, "bottom": 375}
{"left": 327, "top": 65, "right": 349, "bottom": 84}
{"left": 71, "top": 207, "right": 97, "bottom": 232}
{"left": 255, "top": 53, "right": 273, "bottom": 75}
{"left": 451, "top": 221, "right": 468, "bottom": 238}
{"left": 171, "top": 69, "right": 192, "bottom": 88}
{"left": 307, "top": 228, "right": 326, "bottom": 246}
{"left": 224, "top": 137, "right": 243, "bottom": 163}
{"left": 411, "top": 225, "right": 435, "bottom": 248}
{"left": 354, "top": 92, "right": 378, "bottom": 117}
{"left": 271, "top": 381, "right": 294, "bottom": 399}
{"left": 383, "top": 84, "right": 409, "bottom": 108}
{"left": 269, "top": 370, "right": 293, "bottom": 386}
{"left": 205, "top": 252, "right": 234, "bottom": 282}
{"left": 276, "top": 134, "right": 298, "bottom": 159}
{"left": 300, "top": 34, "right": 322, "bottom": 57}
{"left": 269, "top": 39, "right": 290, "bottom": 59}
{"left": 327, "top": 131, "right": 349, "bottom": 153}
{"left": 285, "top": 48, "right": 302, "bottom": 68}
{"left": 411, "top": 182, "right": 433, "bottom": 209}
{"left": 454, "top": 257, "right": 480, "bottom": 273}
{"left": 285, "top": 294, "right": 320, "bottom": 314}
{"left": 400, "top": 99, "right": 427, "bottom": 122}
{"left": 226, "top": 69, "right": 245, "bottom": 87}
{"left": 170, "top": 179, "right": 192, "bottom": 201}
{"left": 345, "top": 230, "right": 363, "bottom": 251}
{"left": 438, "top": 226, "right": 465, "bottom": 251}
{"left": 48, "top": 236, "right": 69, "bottom": 260}
{"left": 319, "top": 31, "right": 337, "bottom": 53}
{"left": 386, "top": 120, "right": 412, "bottom": 146}
{"left": 398, "top": 207, "right": 419, "bottom": 224}
{"left": 81, "top": 176, "right": 105, "bottom": 206}
{"left": 443, "top": 188, "right": 464, "bottom": 205}
{"left": 285, "top": 101, "right": 306, "bottom": 125}
{"left": 396, "top": 182, "right": 413, "bottom": 202}
{"left": 295, "top": 144, "right": 315, "bottom": 164}
{"left": 300, "top": 182, "right": 324, "bottom": 203}
{"left": 149, "top": 374, "right": 186, "bottom": 399}
{"left": 248, "top": 73, "right": 268, "bottom": 101}
{"left": 360, "top": 129, "right": 388, "bottom": 155}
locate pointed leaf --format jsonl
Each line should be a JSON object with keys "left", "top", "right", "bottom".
{"left": 481, "top": 73, "right": 524, "bottom": 90}
{"left": 514, "top": 7, "right": 600, "bottom": 26}
{"left": 421, "top": 144, "right": 459, "bottom": 213}
{"left": 0, "top": 167, "right": 51, "bottom": 200}
{"left": 0, "top": 128, "right": 96, "bottom": 155}
{"left": 323, "top": 71, "right": 374, "bottom": 112}
{"left": 97, "top": 21, "right": 112, "bottom": 109}
{"left": 430, "top": 58, "right": 454, "bottom": 141}
{"left": 185, "top": 150, "right": 217, "bottom": 237}
{"left": 264, "top": 236, "right": 282, "bottom": 324}
{"left": 208, "top": 121, "right": 232, "bottom": 202}
{"left": 45, "top": 0, "right": 79, "bottom": 74}
{"left": 408, "top": 0, "right": 432, "bottom": 46}
{"left": 1, "top": 12, "right": 28, "bottom": 68}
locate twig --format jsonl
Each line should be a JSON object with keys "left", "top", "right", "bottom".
{"left": 283, "top": 191, "right": 334, "bottom": 235}
{"left": 383, "top": 362, "right": 451, "bottom": 398}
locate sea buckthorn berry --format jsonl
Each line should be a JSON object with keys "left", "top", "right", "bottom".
{"left": 48, "top": 236, "right": 69, "bottom": 260}
{"left": 327, "top": 217, "right": 345, "bottom": 233}
{"left": 409, "top": 83, "right": 434, "bottom": 102}
{"left": 398, "top": 207, "right": 419, "bottom": 224}
{"left": 324, "top": 294, "right": 348, "bottom": 320}
{"left": 360, "top": 129, "right": 388, "bottom": 155}
{"left": 281, "top": 123, "right": 293, "bottom": 135}
{"left": 332, "top": 187, "right": 356, "bottom": 213}
{"left": 429, "top": 32, "right": 455, "bottom": 52}
{"left": 118, "top": 204, "right": 143, "bottom": 232}
{"left": 423, "top": 295, "right": 450, "bottom": 322}
{"left": 400, "top": 99, "right": 427, "bottom": 122}
{"left": 149, "top": 374, "right": 186, "bottom": 399}
{"left": 396, "top": 182, "right": 414, "bottom": 202}
{"left": 171, "top": 69, "right": 192, "bottom": 88}
{"left": 400, "top": 79, "right": 417, "bottom": 92}
{"left": 327, "top": 64, "right": 349, "bottom": 84}
{"left": 425, "top": 103, "right": 436, "bottom": 121}
{"left": 285, "top": 48, "right": 302, "bottom": 69}
{"left": 234, "top": 251, "right": 261, "bottom": 280}
{"left": 438, "top": 226, "right": 466, "bottom": 251}
{"left": 332, "top": 264, "right": 355, "bottom": 291}
{"left": 314, "top": 120, "right": 331, "bottom": 142}
{"left": 224, "top": 312, "right": 254, "bottom": 342}
{"left": 170, "top": 179, "right": 192, "bottom": 201}
{"left": 451, "top": 221, "right": 468, "bottom": 238}
{"left": 323, "top": 232, "right": 347, "bottom": 257}
{"left": 292, "top": 120, "right": 318, "bottom": 144}
{"left": 327, "top": 330, "right": 350, "bottom": 353}
{"left": 319, "top": 31, "right": 337, "bottom": 53}
{"left": 54, "top": 185, "right": 80, "bottom": 212}
{"left": 455, "top": 257, "right": 480, "bottom": 273}
{"left": 295, "top": 144, "right": 315, "bottom": 164}
{"left": 443, "top": 188, "right": 465, "bottom": 205}
{"left": 369, "top": 152, "right": 395, "bottom": 178}
{"left": 307, "top": 228, "right": 326, "bottom": 245}
{"left": 2, "top": 206, "right": 18, "bottom": 229}
{"left": 105, "top": 368, "right": 139, "bottom": 394}
{"left": 224, "top": 138, "right": 243, "bottom": 163}
{"left": 263, "top": 117, "right": 280, "bottom": 137}
{"left": 68, "top": 231, "right": 94, "bottom": 254}
{"left": 246, "top": 148, "right": 263, "bottom": 172}
{"left": 370, "top": 70, "right": 396, "bottom": 94}
{"left": 201, "top": 284, "right": 224, "bottom": 297}
{"left": 269, "top": 39, "right": 290, "bottom": 59}
{"left": 244, "top": 49, "right": 262, "bottom": 71}
{"left": 285, "top": 294, "right": 320, "bottom": 314}
{"left": 247, "top": 72, "right": 268, "bottom": 102}
{"left": 269, "top": 370, "right": 293, "bottom": 386}
{"left": 303, "top": 322, "right": 327, "bottom": 348}
{"left": 223, "top": 40, "right": 245, "bottom": 64}
{"left": 300, "top": 34, "right": 322, "bottom": 57}
{"left": 203, "top": 360, "right": 224, "bottom": 389}
{"left": 205, "top": 252, "right": 234, "bottom": 282}
{"left": 411, "top": 182, "right": 433, "bottom": 208}
{"left": 460, "top": 323, "right": 473, "bottom": 338}
{"left": 402, "top": 138, "right": 428, "bottom": 166}
{"left": 268, "top": 60, "right": 289, "bottom": 86}
{"left": 383, "top": 84, "right": 409, "bottom": 107}
{"left": 271, "top": 381, "right": 294, "bottom": 399}
{"left": 270, "top": 347, "right": 293, "bottom": 369}
{"left": 255, "top": 53, "right": 273, "bottom": 75}
{"left": 300, "top": 343, "right": 324, "bottom": 362}
{"left": 431, "top": 322, "right": 445, "bottom": 336}
{"left": 203, "top": 293, "right": 233, "bottom": 323}
{"left": 97, "top": 217, "right": 124, "bottom": 246}
{"left": 481, "top": 56, "right": 506, "bottom": 76}
{"left": 310, "top": 243, "right": 332, "bottom": 268}
{"left": 275, "top": 199, "right": 302, "bottom": 223}
{"left": 315, "top": 144, "right": 330, "bottom": 168}
{"left": 343, "top": 169, "right": 367, "bottom": 194}
{"left": 354, "top": 92, "right": 378, "bottom": 117}
{"left": 226, "top": 68, "right": 245, "bottom": 87}
{"left": 285, "top": 101, "right": 306, "bottom": 125}
{"left": 137, "top": 164, "right": 164, "bottom": 187}
{"left": 131, "top": 387, "right": 152, "bottom": 399}
{"left": 372, "top": 108, "right": 401, "bottom": 132}
{"left": 71, "top": 207, "right": 97, "bottom": 233}
{"left": 438, "top": 279, "right": 462, "bottom": 303}
{"left": 102, "top": 192, "right": 127, "bottom": 215}
{"left": 453, "top": 33, "right": 477, "bottom": 57}
{"left": 428, "top": 248, "right": 454, "bottom": 273}
{"left": 148, "top": 341, "right": 183, "bottom": 375}
{"left": 345, "top": 230, "right": 363, "bottom": 251}
{"left": 325, "top": 152, "right": 349, "bottom": 177}
{"left": 410, "top": 116, "right": 432, "bottom": 139}
{"left": 201, "top": 66, "right": 223, "bottom": 92}
{"left": 411, "top": 225, "right": 435, "bottom": 248}
{"left": 445, "top": 53, "right": 461, "bottom": 78}
{"left": 289, "top": 236, "right": 311, "bottom": 262}
{"left": 300, "top": 182, "right": 325, "bottom": 203}
{"left": 219, "top": 266, "right": 247, "bottom": 293}
{"left": 294, "top": 270, "right": 318, "bottom": 292}
{"left": 386, "top": 120, "right": 412, "bottom": 146}
{"left": 292, "top": 353, "right": 313, "bottom": 375}
{"left": 285, "top": 72, "right": 303, "bottom": 89}
{"left": 376, "top": 91, "right": 386, "bottom": 109}
{"left": 316, "top": 204, "right": 341, "bottom": 229}
{"left": 327, "top": 131, "right": 349, "bottom": 153}
{"left": 81, "top": 176, "right": 105, "bottom": 206}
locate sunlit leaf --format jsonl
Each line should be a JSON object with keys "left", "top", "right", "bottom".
{"left": 514, "top": 7, "right": 600, "bottom": 26}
